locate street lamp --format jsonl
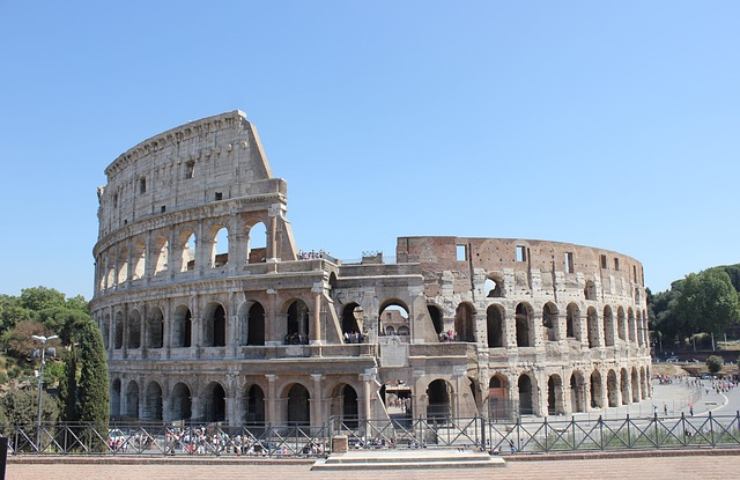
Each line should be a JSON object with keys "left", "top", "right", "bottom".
{"left": 32, "top": 335, "right": 58, "bottom": 448}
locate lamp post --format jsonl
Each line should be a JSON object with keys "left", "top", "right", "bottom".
{"left": 32, "top": 334, "right": 58, "bottom": 449}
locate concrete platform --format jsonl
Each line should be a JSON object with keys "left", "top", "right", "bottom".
{"left": 311, "top": 449, "right": 506, "bottom": 470}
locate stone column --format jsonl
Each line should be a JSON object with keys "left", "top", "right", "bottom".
{"left": 266, "top": 374, "right": 278, "bottom": 425}
{"left": 311, "top": 286, "right": 323, "bottom": 345}
{"left": 310, "top": 374, "right": 324, "bottom": 427}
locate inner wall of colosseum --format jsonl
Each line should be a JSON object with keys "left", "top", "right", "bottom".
{"left": 91, "top": 110, "right": 651, "bottom": 426}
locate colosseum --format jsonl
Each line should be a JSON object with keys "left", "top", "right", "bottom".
{"left": 91, "top": 110, "right": 652, "bottom": 427}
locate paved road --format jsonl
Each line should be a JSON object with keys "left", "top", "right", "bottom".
{"left": 6, "top": 455, "right": 740, "bottom": 480}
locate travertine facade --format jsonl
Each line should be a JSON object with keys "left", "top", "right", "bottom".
{"left": 91, "top": 111, "right": 651, "bottom": 426}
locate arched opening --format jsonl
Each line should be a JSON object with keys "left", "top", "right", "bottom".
{"left": 341, "top": 302, "right": 361, "bottom": 338}
{"left": 570, "top": 372, "right": 586, "bottom": 413}
{"left": 153, "top": 237, "right": 169, "bottom": 275}
{"left": 620, "top": 368, "right": 629, "bottom": 405}
{"left": 566, "top": 303, "right": 580, "bottom": 339}
{"left": 515, "top": 303, "right": 532, "bottom": 347}
{"left": 203, "top": 382, "right": 226, "bottom": 423}
{"left": 144, "top": 381, "right": 163, "bottom": 421}
{"left": 542, "top": 302, "right": 559, "bottom": 342}
{"left": 147, "top": 307, "right": 164, "bottom": 349}
{"left": 211, "top": 226, "right": 229, "bottom": 268}
{"left": 486, "top": 305, "right": 504, "bottom": 348}
{"left": 547, "top": 375, "right": 564, "bottom": 415}
{"left": 607, "top": 370, "right": 619, "bottom": 407}
{"left": 246, "top": 302, "right": 265, "bottom": 346}
{"left": 179, "top": 231, "right": 196, "bottom": 272}
{"left": 125, "top": 381, "right": 139, "bottom": 419}
{"left": 518, "top": 375, "right": 534, "bottom": 415}
{"left": 488, "top": 375, "right": 509, "bottom": 420}
{"left": 428, "top": 304, "right": 444, "bottom": 336}
{"left": 247, "top": 222, "right": 267, "bottom": 264}
{"left": 170, "top": 383, "right": 192, "bottom": 421}
{"left": 286, "top": 383, "right": 311, "bottom": 425}
{"left": 631, "top": 368, "right": 639, "bottom": 402}
{"left": 617, "top": 307, "right": 626, "bottom": 341}
{"left": 244, "top": 385, "right": 266, "bottom": 424}
{"left": 584, "top": 280, "right": 596, "bottom": 300}
{"left": 330, "top": 384, "right": 359, "bottom": 427}
{"left": 111, "top": 378, "right": 121, "bottom": 417}
{"left": 127, "top": 310, "right": 141, "bottom": 349}
{"left": 591, "top": 370, "right": 604, "bottom": 408}
{"left": 454, "top": 302, "right": 475, "bottom": 342}
{"left": 286, "top": 300, "right": 309, "bottom": 344}
{"left": 587, "top": 307, "right": 599, "bottom": 348}
{"left": 484, "top": 275, "right": 504, "bottom": 297}
{"left": 203, "top": 303, "right": 226, "bottom": 347}
{"left": 173, "top": 305, "right": 192, "bottom": 348}
{"left": 114, "top": 312, "right": 123, "bottom": 349}
{"left": 427, "top": 379, "right": 452, "bottom": 420}
{"left": 603, "top": 306, "right": 614, "bottom": 347}
{"left": 628, "top": 308, "right": 636, "bottom": 343}
{"left": 379, "top": 301, "right": 409, "bottom": 339}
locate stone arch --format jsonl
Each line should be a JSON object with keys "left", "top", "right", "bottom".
{"left": 603, "top": 305, "right": 615, "bottom": 347}
{"left": 203, "top": 302, "right": 226, "bottom": 347}
{"left": 247, "top": 222, "right": 268, "bottom": 264}
{"left": 427, "top": 304, "right": 444, "bottom": 336}
{"left": 330, "top": 383, "right": 359, "bottom": 426}
{"left": 341, "top": 302, "right": 361, "bottom": 336}
{"left": 454, "top": 302, "right": 476, "bottom": 343}
{"left": 566, "top": 303, "right": 580, "bottom": 340}
{"left": 202, "top": 381, "right": 227, "bottom": 422}
{"left": 515, "top": 303, "right": 534, "bottom": 347}
{"left": 518, "top": 374, "right": 535, "bottom": 415}
{"left": 547, "top": 374, "right": 565, "bottom": 415}
{"left": 570, "top": 371, "right": 586, "bottom": 413}
{"left": 125, "top": 380, "right": 139, "bottom": 418}
{"left": 146, "top": 306, "right": 164, "bottom": 349}
{"left": 284, "top": 383, "right": 311, "bottom": 425}
{"left": 210, "top": 225, "right": 229, "bottom": 268}
{"left": 631, "top": 367, "right": 640, "bottom": 402}
{"left": 114, "top": 311, "right": 124, "bottom": 349}
{"left": 607, "top": 370, "right": 619, "bottom": 407}
{"left": 584, "top": 280, "right": 596, "bottom": 300}
{"left": 617, "top": 306, "right": 626, "bottom": 341}
{"left": 486, "top": 304, "right": 504, "bottom": 348}
{"left": 426, "top": 379, "right": 453, "bottom": 420}
{"left": 488, "top": 374, "right": 509, "bottom": 420}
{"left": 170, "top": 382, "right": 192, "bottom": 421}
{"left": 172, "top": 305, "right": 192, "bottom": 348}
{"left": 111, "top": 378, "right": 121, "bottom": 417}
{"left": 127, "top": 310, "right": 141, "bottom": 349}
{"left": 244, "top": 384, "right": 266, "bottom": 424}
{"left": 285, "top": 299, "right": 310, "bottom": 344}
{"left": 620, "top": 368, "right": 629, "bottom": 405}
{"left": 542, "top": 302, "right": 559, "bottom": 342}
{"left": 590, "top": 370, "right": 604, "bottom": 408}
{"left": 144, "top": 381, "right": 163, "bottom": 420}
{"left": 587, "top": 306, "right": 599, "bottom": 348}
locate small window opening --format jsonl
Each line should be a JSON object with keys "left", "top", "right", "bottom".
{"left": 161, "top": 205, "right": 166, "bottom": 213}
{"left": 215, "top": 192, "right": 223, "bottom": 201}
{"left": 600, "top": 255, "right": 607, "bottom": 269}
{"left": 614, "top": 258, "right": 620, "bottom": 271}
{"left": 139, "top": 177, "right": 147, "bottom": 194}
{"left": 185, "top": 161, "right": 195, "bottom": 179}
{"left": 456, "top": 244, "right": 467, "bottom": 261}
{"left": 565, "top": 252, "right": 575, "bottom": 273}
{"left": 515, "top": 245, "right": 527, "bottom": 262}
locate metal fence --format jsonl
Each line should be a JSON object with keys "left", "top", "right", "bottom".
{"left": 2, "top": 412, "right": 739, "bottom": 457}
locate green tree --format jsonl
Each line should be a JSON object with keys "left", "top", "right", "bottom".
{"left": 706, "top": 355, "right": 724, "bottom": 374}
{"left": 675, "top": 270, "right": 740, "bottom": 345}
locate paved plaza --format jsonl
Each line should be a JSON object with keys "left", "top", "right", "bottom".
{"left": 6, "top": 455, "right": 740, "bottom": 480}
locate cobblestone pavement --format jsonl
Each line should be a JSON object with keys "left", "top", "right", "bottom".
{"left": 6, "top": 455, "right": 740, "bottom": 480}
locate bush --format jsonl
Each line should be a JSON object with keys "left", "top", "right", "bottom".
{"left": 706, "top": 355, "right": 724, "bottom": 374}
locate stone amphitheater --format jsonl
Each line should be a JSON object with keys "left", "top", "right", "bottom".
{"left": 91, "top": 110, "right": 652, "bottom": 426}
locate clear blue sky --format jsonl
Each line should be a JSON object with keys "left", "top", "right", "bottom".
{"left": 1, "top": 1, "right": 739, "bottom": 300}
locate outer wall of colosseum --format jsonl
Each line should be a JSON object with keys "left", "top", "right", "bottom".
{"left": 91, "top": 110, "right": 652, "bottom": 427}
